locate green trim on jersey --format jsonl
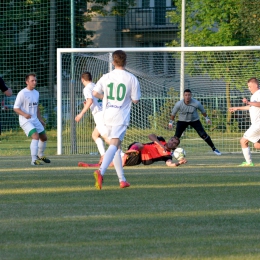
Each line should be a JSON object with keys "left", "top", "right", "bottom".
{"left": 28, "top": 128, "right": 37, "bottom": 137}
{"left": 39, "top": 130, "right": 46, "bottom": 135}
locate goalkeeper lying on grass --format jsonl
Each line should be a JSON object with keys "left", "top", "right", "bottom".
{"left": 78, "top": 134, "right": 187, "bottom": 167}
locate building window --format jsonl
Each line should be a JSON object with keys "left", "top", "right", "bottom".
{"left": 142, "top": 0, "right": 150, "bottom": 8}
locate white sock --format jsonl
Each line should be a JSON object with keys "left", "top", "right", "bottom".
{"left": 31, "top": 139, "right": 39, "bottom": 162}
{"left": 242, "top": 147, "right": 252, "bottom": 163}
{"left": 113, "top": 149, "right": 126, "bottom": 182}
{"left": 99, "top": 145, "right": 117, "bottom": 176}
{"left": 38, "top": 140, "right": 47, "bottom": 158}
{"left": 95, "top": 138, "right": 105, "bottom": 156}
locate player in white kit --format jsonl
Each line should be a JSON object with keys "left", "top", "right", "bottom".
{"left": 13, "top": 73, "right": 50, "bottom": 165}
{"left": 229, "top": 77, "right": 260, "bottom": 166}
{"left": 92, "top": 50, "right": 141, "bottom": 190}
{"left": 75, "top": 72, "right": 109, "bottom": 161}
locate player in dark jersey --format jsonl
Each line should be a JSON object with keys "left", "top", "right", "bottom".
{"left": 0, "top": 77, "right": 13, "bottom": 135}
{"left": 122, "top": 134, "right": 187, "bottom": 167}
{"left": 78, "top": 134, "right": 187, "bottom": 168}
{"left": 0, "top": 77, "right": 12, "bottom": 97}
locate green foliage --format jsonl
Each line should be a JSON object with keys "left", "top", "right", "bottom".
{"left": 168, "top": 0, "right": 260, "bottom": 46}
{"left": 167, "top": 0, "right": 260, "bottom": 91}
{"left": 38, "top": 103, "right": 47, "bottom": 124}
{"left": 87, "top": 0, "right": 136, "bottom": 16}
{"left": 0, "top": 129, "right": 57, "bottom": 155}
{"left": 1, "top": 1, "right": 92, "bottom": 89}
{"left": 200, "top": 105, "right": 239, "bottom": 133}
{"left": 0, "top": 0, "right": 136, "bottom": 93}
{"left": 148, "top": 87, "right": 179, "bottom": 131}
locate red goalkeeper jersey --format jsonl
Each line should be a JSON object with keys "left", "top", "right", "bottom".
{"left": 140, "top": 136, "right": 172, "bottom": 165}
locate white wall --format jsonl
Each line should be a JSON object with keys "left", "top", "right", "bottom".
{"left": 85, "top": 16, "right": 117, "bottom": 48}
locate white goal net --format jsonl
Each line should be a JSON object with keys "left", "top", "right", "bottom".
{"left": 57, "top": 47, "right": 260, "bottom": 155}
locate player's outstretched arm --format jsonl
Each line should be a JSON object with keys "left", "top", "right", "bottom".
{"left": 166, "top": 158, "right": 187, "bottom": 167}
{"left": 148, "top": 134, "right": 159, "bottom": 142}
{"left": 244, "top": 99, "right": 260, "bottom": 107}
{"left": 229, "top": 106, "right": 249, "bottom": 113}
{"left": 4, "top": 88, "right": 12, "bottom": 97}
{"left": 148, "top": 134, "right": 166, "bottom": 151}
{"left": 75, "top": 98, "right": 93, "bottom": 122}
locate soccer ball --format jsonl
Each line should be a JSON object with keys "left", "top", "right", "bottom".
{"left": 172, "top": 147, "right": 186, "bottom": 160}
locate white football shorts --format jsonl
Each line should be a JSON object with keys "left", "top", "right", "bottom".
{"left": 21, "top": 118, "right": 45, "bottom": 137}
{"left": 243, "top": 122, "right": 260, "bottom": 143}
{"left": 105, "top": 125, "right": 127, "bottom": 141}
{"left": 93, "top": 111, "right": 108, "bottom": 137}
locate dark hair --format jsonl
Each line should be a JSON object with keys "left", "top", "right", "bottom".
{"left": 25, "top": 73, "right": 36, "bottom": 81}
{"left": 81, "top": 71, "right": 92, "bottom": 81}
{"left": 248, "top": 77, "right": 259, "bottom": 86}
{"left": 112, "top": 50, "right": 127, "bottom": 67}
{"left": 173, "top": 136, "right": 180, "bottom": 145}
{"left": 184, "top": 89, "right": 192, "bottom": 93}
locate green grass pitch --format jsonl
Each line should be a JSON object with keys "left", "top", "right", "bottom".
{"left": 0, "top": 154, "right": 260, "bottom": 260}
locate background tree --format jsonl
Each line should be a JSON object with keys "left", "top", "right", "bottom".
{"left": 0, "top": 0, "right": 135, "bottom": 90}
{"left": 167, "top": 0, "right": 260, "bottom": 132}
{"left": 87, "top": 0, "right": 135, "bottom": 16}
{"left": 0, "top": 0, "right": 135, "bottom": 130}
{"left": 1, "top": 1, "right": 91, "bottom": 88}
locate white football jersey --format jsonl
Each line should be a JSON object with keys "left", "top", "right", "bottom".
{"left": 13, "top": 88, "right": 39, "bottom": 126}
{"left": 83, "top": 82, "right": 102, "bottom": 115}
{"left": 249, "top": 89, "right": 260, "bottom": 124}
{"left": 93, "top": 69, "right": 141, "bottom": 126}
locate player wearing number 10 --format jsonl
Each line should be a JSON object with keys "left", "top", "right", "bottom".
{"left": 92, "top": 50, "right": 141, "bottom": 190}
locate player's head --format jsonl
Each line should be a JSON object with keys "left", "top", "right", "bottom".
{"left": 25, "top": 73, "right": 37, "bottom": 89}
{"left": 166, "top": 136, "right": 180, "bottom": 150}
{"left": 183, "top": 89, "right": 192, "bottom": 103}
{"left": 25, "top": 73, "right": 36, "bottom": 82}
{"left": 81, "top": 71, "right": 92, "bottom": 83}
{"left": 112, "top": 50, "right": 127, "bottom": 67}
{"left": 247, "top": 77, "right": 259, "bottom": 93}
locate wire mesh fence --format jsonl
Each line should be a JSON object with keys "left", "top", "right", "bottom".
{"left": 1, "top": 2, "right": 260, "bottom": 156}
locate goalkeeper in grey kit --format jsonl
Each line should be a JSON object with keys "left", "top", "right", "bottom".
{"left": 168, "top": 89, "right": 221, "bottom": 155}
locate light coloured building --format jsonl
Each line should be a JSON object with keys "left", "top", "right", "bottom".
{"left": 85, "top": 0, "right": 178, "bottom": 48}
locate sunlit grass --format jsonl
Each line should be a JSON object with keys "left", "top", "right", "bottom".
{"left": 0, "top": 154, "right": 260, "bottom": 259}
{"left": 1, "top": 208, "right": 260, "bottom": 224}
{"left": 1, "top": 182, "right": 260, "bottom": 195}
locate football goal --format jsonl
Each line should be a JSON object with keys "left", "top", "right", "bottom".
{"left": 57, "top": 46, "right": 260, "bottom": 155}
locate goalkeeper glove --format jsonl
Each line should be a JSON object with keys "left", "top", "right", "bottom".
{"left": 205, "top": 116, "right": 211, "bottom": 124}
{"left": 168, "top": 120, "right": 175, "bottom": 127}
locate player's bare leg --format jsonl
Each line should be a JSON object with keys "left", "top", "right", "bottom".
{"left": 239, "top": 137, "right": 253, "bottom": 166}
{"left": 92, "top": 128, "right": 105, "bottom": 157}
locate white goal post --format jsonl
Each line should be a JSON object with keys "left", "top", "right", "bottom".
{"left": 57, "top": 46, "right": 260, "bottom": 155}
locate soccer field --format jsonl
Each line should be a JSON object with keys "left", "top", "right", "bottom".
{"left": 0, "top": 154, "right": 260, "bottom": 260}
